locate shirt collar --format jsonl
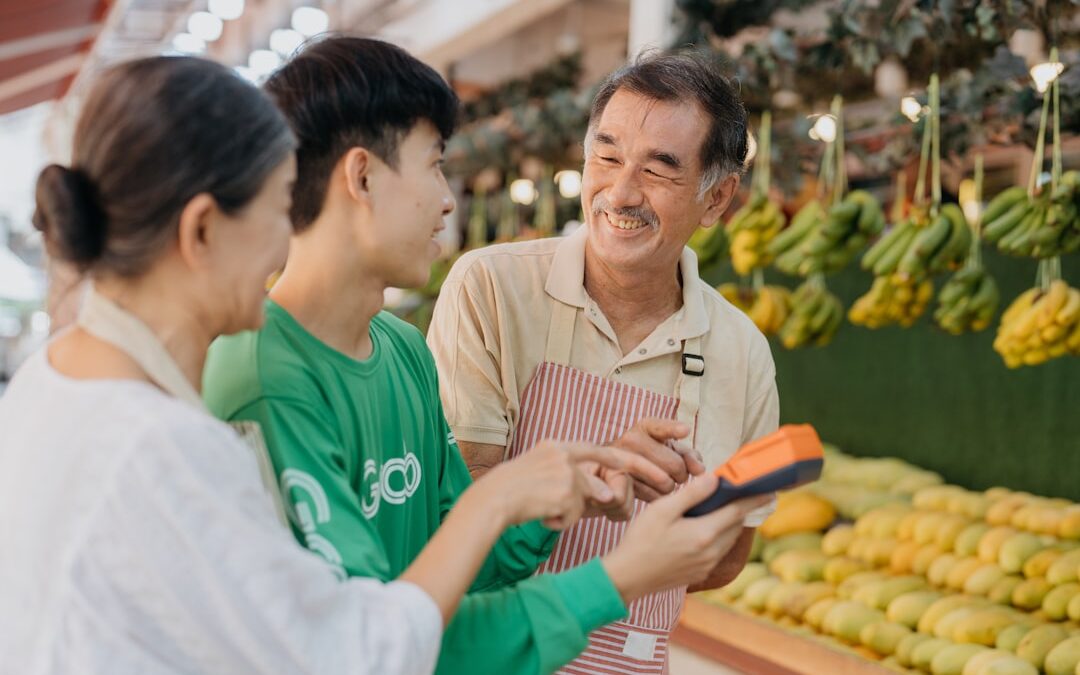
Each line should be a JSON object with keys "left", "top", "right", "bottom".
{"left": 544, "top": 225, "right": 711, "bottom": 340}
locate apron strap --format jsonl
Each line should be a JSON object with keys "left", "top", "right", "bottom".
{"left": 77, "top": 286, "right": 289, "bottom": 527}
{"left": 674, "top": 335, "right": 704, "bottom": 440}
{"left": 544, "top": 300, "right": 578, "bottom": 365}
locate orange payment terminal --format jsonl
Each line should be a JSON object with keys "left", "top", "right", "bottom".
{"left": 685, "top": 424, "right": 824, "bottom": 517}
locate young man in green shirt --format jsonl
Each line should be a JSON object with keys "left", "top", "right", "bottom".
{"left": 203, "top": 36, "right": 766, "bottom": 674}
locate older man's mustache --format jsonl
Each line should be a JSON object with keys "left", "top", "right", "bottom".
{"left": 591, "top": 194, "right": 660, "bottom": 230}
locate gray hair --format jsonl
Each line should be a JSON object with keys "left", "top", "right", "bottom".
{"left": 586, "top": 50, "right": 748, "bottom": 201}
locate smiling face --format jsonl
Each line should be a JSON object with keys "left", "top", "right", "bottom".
{"left": 582, "top": 88, "right": 736, "bottom": 275}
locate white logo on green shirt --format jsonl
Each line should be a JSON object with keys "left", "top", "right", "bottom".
{"left": 280, "top": 468, "right": 346, "bottom": 580}
{"left": 362, "top": 447, "right": 423, "bottom": 515}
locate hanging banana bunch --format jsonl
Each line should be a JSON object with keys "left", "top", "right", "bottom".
{"left": 849, "top": 275, "right": 934, "bottom": 329}
{"left": 778, "top": 277, "right": 845, "bottom": 348}
{"left": 994, "top": 277, "right": 1080, "bottom": 368}
{"left": 726, "top": 112, "right": 786, "bottom": 276}
{"left": 933, "top": 156, "right": 1001, "bottom": 335}
{"left": 718, "top": 282, "right": 792, "bottom": 336}
{"left": 689, "top": 224, "right": 728, "bottom": 274}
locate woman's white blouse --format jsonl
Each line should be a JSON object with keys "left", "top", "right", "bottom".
{"left": 0, "top": 350, "right": 442, "bottom": 675}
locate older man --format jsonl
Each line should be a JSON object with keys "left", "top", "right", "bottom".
{"left": 427, "top": 52, "right": 778, "bottom": 673}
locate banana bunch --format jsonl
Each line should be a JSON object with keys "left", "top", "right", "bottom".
{"left": 861, "top": 204, "right": 970, "bottom": 279}
{"left": 726, "top": 192, "right": 786, "bottom": 276}
{"left": 983, "top": 175, "right": 1080, "bottom": 258}
{"left": 993, "top": 280, "right": 1080, "bottom": 367}
{"left": 688, "top": 223, "right": 728, "bottom": 273}
{"left": 770, "top": 190, "right": 885, "bottom": 277}
{"left": 848, "top": 275, "right": 934, "bottom": 329}
{"left": 718, "top": 283, "right": 792, "bottom": 336}
{"left": 778, "top": 281, "right": 845, "bottom": 348}
{"left": 933, "top": 267, "right": 1000, "bottom": 335}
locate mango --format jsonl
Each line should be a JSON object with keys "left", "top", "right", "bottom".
{"left": 935, "top": 607, "right": 981, "bottom": 639}
{"left": 1016, "top": 623, "right": 1070, "bottom": 669}
{"left": 867, "top": 576, "right": 929, "bottom": 611}
{"left": 929, "top": 554, "right": 962, "bottom": 587}
{"left": 956, "top": 523, "right": 993, "bottom": 557}
{"left": 948, "top": 557, "right": 988, "bottom": 591}
{"left": 1067, "top": 592, "right": 1080, "bottom": 622}
{"left": 897, "top": 633, "right": 934, "bottom": 667}
{"left": 891, "top": 471, "right": 944, "bottom": 496}
{"left": 1029, "top": 506, "right": 1067, "bottom": 536}
{"left": 988, "top": 576, "right": 1024, "bottom": 605}
{"left": 920, "top": 596, "right": 984, "bottom": 635}
{"left": 898, "top": 510, "right": 925, "bottom": 541}
{"left": 917, "top": 512, "right": 954, "bottom": 544}
{"left": 889, "top": 590, "right": 946, "bottom": 628}
{"left": 804, "top": 597, "right": 838, "bottom": 630}
{"left": 1047, "top": 550, "right": 1080, "bottom": 585}
{"left": 1058, "top": 507, "right": 1080, "bottom": 540}
{"left": 862, "top": 620, "right": 913, "bottom": 656}
{"left": 742, "top": 576, "right": 782, "bottom": 611}
{"left": 986, "top": 495, "right": 1031, "bottom": 527}
{"left": 979, "top": 655, "right": 1039, "bottom": 674}
{"left": 979, "top": 527, "right": 1019, "bottom": 564}
{"left": 824, "top": 556, "right": 869, "bottom": 585}
{"left": 962, "top": 649, "right": 1017, "bottom": 675}
{"left": 915, "top": 485, "right": 964, "bottom": 511}
{"left": 1043, "top": 583, "right": 1080, "bottom": 621}
{"left": 915, "top": 545, "right": 949, "bottom": 575}
{"left": 765, "top": 581, "right": 802, "bottom": 616}
{"left": 999, "top": 533, "right": 1044, "bottom": 574}
{"left": 760, "top": 492, "right": 836, "bottom": 538}
{"left": 1024, "top": 548, "right": 1065, "bottom": 579}
{"left": 1042, "top": 635, "right": 1080, "bottom": 675}
{"left": 783, "top": 581, "right": 834, "bottom": 620}
{"left": 964, "top": 564, "right": 1008, "bottom": 596}
{"left": 837, "top": 571, "right": 886, "bottom": 600}
{"left": 822, "top": 524, "right": 856, "bottom": 556}
{"left": 952, "top": 608, "right": 1018, "bottom": 646}
{"left": 1011, "top": 577, "right": 1053, "bottom": 610}
{"left": 873, "top": 507, "right": 915, "bottom": 539}
{"left": 932, "top": 643, "right": 989, "bottom": 675}
{"left": 892, "top": 540, "right": 923, "bottom": 574}
{"left": 762, "top": 532, "right": 823, "bottom": 565}
{"left": 937, "top": 517, "right": 975, "bottom": 551}
{"left": 995, "top": 624, "right": 1034, "bottom": 652}
{"left": 913, "top": 638, "right": 954, "bottom": 672}
{"left": 822, "top": 600, "right": 885, "bottom": 643}
{"left": 720, "top": 562, "right": 769, "bottom": 601}
{"left": 866, "top": 538, "right": 901, "bottom": 567}
{"left": 770, "top": 548, "right": 827, "bottom": 582}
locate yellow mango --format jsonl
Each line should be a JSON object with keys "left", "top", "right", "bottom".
{"left": 898, "top": 510, "right": 925, "bottom": 541}
{"left": 822, "top": 524, "right": 856, "bottom": 556}
{"left": 932, "top": 643, "right": 990, "bottom": 675}
{"left": 949, "top": 557, "right": 989, "bottom": 591}
{"left": 929, "top": 554, "right": 961, "bottom": 587}
{"left": 999, "top": 533, "right": 1044, "bottom": 574}
{"left": 962, "top": 649, "right": 1017, "bottom": 675}
{"left": 1024, "top": 548, "right": 1065, "bottom": 579}
{"left": 888, "top": 590, "right": 946, "bottom": 628}
{"left": 861, "top": 620, "right": 913, "bottom": 656}
{"left": 952, "top": 608, "right": 1019, "bottom": 646}
{"left": 837, "top": 571, "right": 886, "bottom": 600}
{"left": 897, "top": 633, "right": 933, "bottom": 667}
{"left": 1047, "top": 550, "right": 1080, "bottom": 585}
{"left": 1058, "top": 508, "right": 1080, "bottom": 540}
{"left": 988, "top": 576, "right": 1024, "bottom": 605}
{"left": 1016, "top": 623, "right": 1070, "bottom": 669}
{"left": 742, "top": 576, "right": 782, "bottom": 611}
{"left": 918, "top": 512, "right": 954, "bottom": 545}
{"left": 867, "top": 576, "right": 929, "bottom": 611}
{"left": 824, "top": 556, "right": 869, "bottom": 585}
{"left": 720, "top": 562, "right": 769, "bottom": 601}
{"left": 770, "top": 548, "right": 828, "bottom": 582}
{"left": 938, "top": 517, "right": 976, "bottom": 551}
{"left": 920, "top": 596, "right": 985, "bottom": 635}
{"left": 1043, "top": 636, "right": 1080, "bottom": 675}
{"left": 765, "top": 581, "right": 802, "bottom": 616}
{"left": 1045, "top": 584, "right": 1080, "bottom": 620}
{"left": 979, "top": 655, "right": 1039, "bottom": 674}
{"left": 1068, "top": 592, "right": 1080, "bottom": 622}
{"left": 891, "top": 539, "right": 923, "bottom": 574}
{"left": 935, "top": 606, "right": 981, "bottom": 639}
{"left": 913, "top": 638, "right": 954, "bottom": 672}
{"left": 761, "top": 532, "right": 823, "bottom": 565}
{"left": 822, "top": 600, "right": 886, "bottom": 643}
{"left": 915, "top": 545, "right": 949, "bottom": 575}
{"left": 979, "top": 527, "right": 1019, "bottom": 564}
{"left": 760, "top": 492, "right": 836, "bottom": 538}
{"left": 1012, "top": 577, "right": 1053, "bottom": 610}
{"left": 956, "top": 523, "right": 993, "bottom": 557}
{"left": 804, "top": 596, "right": 838, "bottom": 630}
{"left": 987, "top": 496, "right": 1030, "bottom": 527}
{"left": 782, "top": 581, "right": 834, "bottom": 620}
{"left": 996, "top": 624, "right": 1034, "bottom": 652}
{"left": 964, "top": 564, "right": 1008, "bottom": 596}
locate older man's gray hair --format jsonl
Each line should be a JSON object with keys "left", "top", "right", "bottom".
{"left": 584, "top": 50, "right": 749, "bottom": 201}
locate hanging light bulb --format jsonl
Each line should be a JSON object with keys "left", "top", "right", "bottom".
{"left": 270, "top": 28, "right": 305, "bottom": 57}
{"left": 248, "top": 49, "right": 283, "bottom": 78}
{"left": 208, "top": 0, "right": 244, "bottom": 21}
{"left": 1030, "top": 61, "right": 1065, "bottom": 94}
{"left": 172, "top": 32, "right": 206, "bottom": 54}
{"left": 900, "top": 96, "right": 923, "bottom": 123}
{"left": 292, "top": 7, "right": 329, "bottom": 37}
{"left": 188, "top": 11, "right": 224, "bottom": 42}
{"left": 809, "top": 114, "right": 836, "bottom": 143}
{"left": 509, "top": 179, "right": 538, "bottom": 205}
{"left": 554, "top": 170, "right": 582, "bottom": 199}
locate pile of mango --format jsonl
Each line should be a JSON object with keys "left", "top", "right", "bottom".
{"left": 697, "top": 447, "right": 1080, "bottom": 675}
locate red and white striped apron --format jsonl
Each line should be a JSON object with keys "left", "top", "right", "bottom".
{"left": 508, "top": 301, "right": 703, "bottom": 675}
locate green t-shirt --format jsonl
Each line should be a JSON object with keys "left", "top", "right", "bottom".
{"left": 203, "top": 300, "right": 626, "bottom": 674}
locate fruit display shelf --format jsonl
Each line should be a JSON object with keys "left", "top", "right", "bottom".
{"left": 677, "top": 446, "right": 1080, "bottom": 675}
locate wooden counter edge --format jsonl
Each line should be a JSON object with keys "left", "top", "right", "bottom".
{"left": 672, "top": 597, "right": 896, "bottom": 675}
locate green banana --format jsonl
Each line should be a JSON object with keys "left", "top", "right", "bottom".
{"left": 982, "top": 200, "right": 1031, "bottom": 244}
{"left": 874, "top": 226, "right": 918, "bottom": 277}
{"left": 862, "top": 221, "right": 910, "bottom": 271}
{"left": 981, "top": 186, "right": 1027, "bottom": 224}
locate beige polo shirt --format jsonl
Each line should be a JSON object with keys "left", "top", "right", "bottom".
{"left": 427, "top": 226, "right": 779, "bottom": 525}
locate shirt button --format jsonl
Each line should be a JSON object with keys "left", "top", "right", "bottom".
{"left": 638, "top": 348, "right": 647, "bottom": 355}
{"left": 667, "top": 338, "right": 676, "bottom": 346}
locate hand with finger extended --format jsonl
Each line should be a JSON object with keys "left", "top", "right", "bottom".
{"left": 601, "top": 474, "right": 772, "bottom": 603}
{"left": 610, "top": 418, "right": 706, "bottom": 502}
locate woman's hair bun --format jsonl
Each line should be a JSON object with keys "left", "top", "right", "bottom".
{"left": 33, "top": 163, "right": 107, "bottom": 268}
